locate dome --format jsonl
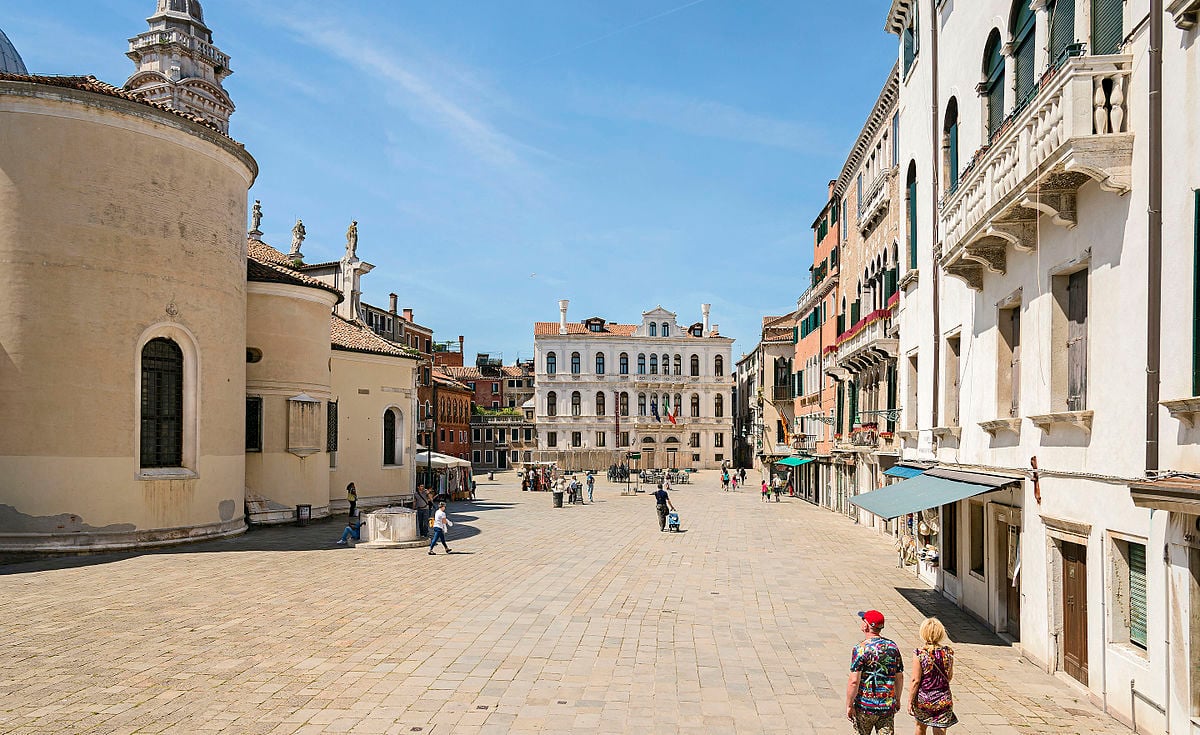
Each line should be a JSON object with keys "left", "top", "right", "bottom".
{"left": 0, "top": 27, "right": 28, "bottom": 75}
{"left": 157, "top": 0, "right": 205, "bottom": 24}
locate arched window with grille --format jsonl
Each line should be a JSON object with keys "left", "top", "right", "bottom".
{"left": 595, "top": 352, "right": 605, "bottom": 374}
{"left": 619, "top": 353, "right": 629, "bottom": 374}
{"left": 650, "top": 354, "right": 658, "bottom": 374}
{"left": 714, "top": 394, "right": 724, "bottom": 418}
{"left": 983, "top": 30, "right": 1005, "bottom": 141}
{"left": 596, "top": 391, "right": 606, "bottom": 416}
{"left": 690, "top": 354, "right": 700, "bottom": 376}
{"left": 547, "top": 391, "right": 557, "bottom": 416}
{"left": 1010, "top": 0, "right": 1036, "bottom": 107}
{"left": 571, "top": 391, "right": 581, "bottom": 416}
{"left": 714, "top": 355, "right": 724, "bottom": 376}
{"left": 140, "top": 337, "right": 183, "bottom": 468}
{"left": 690, "top": 394, "right": 700, "bottom": 417}
{"left": 637, "top": 354, "right": 646, "bottom": 374}
{"left": 570, "top": 352, "right": 581, "bottom": 374}
{"left": 638, "top": 393, "right": 647, "bottom": 416}
{"left": 546, "top": 351, "right": 557, "bottom": 375}
{"left": 620, "top": 392, "right": 629, "bottom": 416}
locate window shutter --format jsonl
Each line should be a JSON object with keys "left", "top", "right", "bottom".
{"left": 1012, "top": 3, "right": 1037, "bottom": 105}
{"left": 1049, "top": 0, "right": 1077, "bottom": 65}
{"left": 948, "top": 121, "right": 959, "bottom": 192}
{"left": 985, "top": 33, "right": 1006, "bottom": 140}
{"left": 1129, "top": 543, "right": 1148, "bottom": 649}
{"left": 1193, "top": 190, "right": 1200, "bottom": 396}
{"left": 907, "top": 177, "right": 919, "bottom": 270}
{"left": 1092, "top": 0, "right": 1123, "bottom": 55}
{"left": 792, "top": 326, "right": 799, "bottom": 344}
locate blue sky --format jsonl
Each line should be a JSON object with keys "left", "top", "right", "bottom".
{"left": 7, "top": 0, "right": 897, "bottom": 362}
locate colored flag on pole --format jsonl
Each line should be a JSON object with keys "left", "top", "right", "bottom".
{"left": 651, "top": 398, "right": 660, "bottom": 422}
{"left": 665, "top": 395, "right": 677, "bottom": 424}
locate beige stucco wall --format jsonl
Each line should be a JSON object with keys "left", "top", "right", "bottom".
{"left": 329, "top": 350, "right": 418, "bottom": 508}
{"left": 245, "top": 283, "right": 337, "bottom": 520}
{"left": 0, "top": 83, "right": 256, "bottom": 550}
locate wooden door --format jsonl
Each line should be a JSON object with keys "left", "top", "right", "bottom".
{"left": 1005, "top": 524, "right": 1021, "bottom": 638}
{"left": 1061, "top": 541, "right": 1089, "bottom": 685}
{"left": 1066, "top": 271, "right": 1088, "bottom": 411}
{"left": 1009, "top": 308, "right": 1021, "bottom": 417}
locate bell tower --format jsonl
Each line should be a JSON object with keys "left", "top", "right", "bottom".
{"left": 124, "top": 0, "right": 235, "bottom": 133}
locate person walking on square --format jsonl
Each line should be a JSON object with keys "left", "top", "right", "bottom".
{"left": 653, "top": 484, "right": 675, "bottom": 532}
{"left": 773, "top": 479, "right": 783, "bottom": 502}
{"left": 906, "top": 617, "right": 958, "bottom": 733}
{"left": 428, "top": 502, "right": 453, "bottom": 555}
{"left": 761, "top": 479, "right": 770, "bottom": 502}
{"left": 846, "top": 609, "right": 904, "bottom": 735}
{"left": 414, "top": 484, "right": 432, "bottom": 538}
{"left": 739, "top": 467, "right": 746, "bottom": 485}
{"left": 586, "top": 471, "right": 595, "bottom": 503}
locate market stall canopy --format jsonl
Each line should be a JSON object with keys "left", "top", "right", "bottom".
{"left": 416, "top": 450, "right": 471, "bottom": 468}
{"left": 776, "top": 457, "right": 814, "bottom": 467}
{"left": 850, "top": 468, "right": 1020, "bottom": 520}
{"left": 883, "top": 464, "right": 927, "bottom": 479}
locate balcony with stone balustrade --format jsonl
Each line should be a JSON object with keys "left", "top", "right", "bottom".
{"left": 825, "top": 306, "right": 898, "bottom": 381}
{"left": 940, "top": 54, "right": 1133, "bottom": 290}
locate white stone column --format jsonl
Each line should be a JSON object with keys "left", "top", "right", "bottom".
{"left": 1031, "top": 0, "right": 1050, "bottom": 72}
{"left": 1002, "top": 42, "right": 1018, "bottom": 116}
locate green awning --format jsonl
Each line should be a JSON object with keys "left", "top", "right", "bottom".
{"left": 850, "top": 469, "right": 1018, "bottom": 520}
{"left": 776, "top": 457, "right": 814, "bottom": 467}
{"left": 883, "top": 465, "right": 925, "bottom": 479}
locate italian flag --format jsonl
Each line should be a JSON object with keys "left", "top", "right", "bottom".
{"left": 665, "top": 395, "right": 677, "bottom": 425}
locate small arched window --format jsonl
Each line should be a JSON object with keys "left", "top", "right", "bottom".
{"left": 570, "top": 352, "right": 581, "bottom": 374}
{"left": 638, "top": 393, "right": 647, "bottom": 416}
{"left": 637, "top": 354, "right": 646, "bottom": 374}
{"left": 983, "top": 29, "right": 1005, "bottom": 141}
{"left": 595, "top": 352, "right": 605, "bottom": 374}
{"left": 714, "top": 394, "right": 724, "bottom": 418}
{"left": 662, "top": 322, "right": 670, "bottom": 337}
{"left": 596, "top": 391, "right": 606, "bottom": 416}
{"left": 690, "top": 394, "right": 700, "bottom": 418}
{"left": 674, "top": 354, "right": 682, "bottom": 375}
{"left": 140, "top": 337, "right": 183, "bottom": 468}
{"left": 649, "top": 322, "right": 657, "bottom": 336}
{"left": 905, "top": 161, "right": 919, "bottom": 271}
{"left": 674, "top": 393, "right": 682, "bottom": 414}
{"left": 714, "top": 355, "right": 725, "bottom": 376}
{"left": 619, "top": 353, "right": 629, "bottom": 374}
{"left": 547, "top": 391, "right": 557, "bottom": 416}
{"left": 383, "top": 407, "right": 404, "bottom": 465}
{"left": 943, "top": 97, "right": 959, "bottom": 193}
{"left": 620, "top": 392, "right": 629, "bottom": 416}
{"left": 571, "top": 391, "right": 581, "bottom": 416}
{"left": 650, "top": 354, "right": 658, "bottom": 374}
{"left": 546, "top": 351, "right": 557, "bottom": 375}
{"left": 690, "top": 354, "right": 700, "bottom": 376}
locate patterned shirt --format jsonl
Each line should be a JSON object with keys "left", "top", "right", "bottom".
{"left": 850, "top": 636, "right": 904, "bottom": 712}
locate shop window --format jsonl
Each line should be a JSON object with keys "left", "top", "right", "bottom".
{"left": 970, "top": 502, "right": 985, "bottom": 576}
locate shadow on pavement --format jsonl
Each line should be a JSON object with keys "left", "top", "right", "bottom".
{"left": 895, "top": 586, "right": 1009, "bottom": 647}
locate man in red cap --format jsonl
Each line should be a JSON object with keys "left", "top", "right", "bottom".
{"left": 846, "top": 609, "right": 904, "bottom": 734}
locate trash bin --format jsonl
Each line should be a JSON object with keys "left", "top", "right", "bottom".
{"left": 552, "top": 491, "right": 564, "bottom": 508}
{"left": 296, "top": 504, "right": 312, "bottom": 526}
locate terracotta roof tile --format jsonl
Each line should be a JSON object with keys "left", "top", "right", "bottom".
{"left": 432, "top": 370, "right": 471, "bottom": 391}
{"left": 442, "top": 366, "right": 483, "bottom": 380}
{"left": 247, "top": 240, "right": 344, "bottom": 301}
{"left": 534, "top": 322, "right": 637, "bottom": 336}
{"left": 330, "top": 315, "right": 419, "bottom": 359}
{"left": 0, "top": 73, "right": 238, "bottom": 140}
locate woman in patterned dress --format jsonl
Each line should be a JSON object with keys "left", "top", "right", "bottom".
{"left": 906, "top": 617, "right": 958, "bottom": 733}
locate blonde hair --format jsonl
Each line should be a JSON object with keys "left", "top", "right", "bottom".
{"left": 919, "top": 617, "right": 947, "bottom": 648}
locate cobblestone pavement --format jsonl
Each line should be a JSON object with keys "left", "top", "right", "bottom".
{"left": 0, "top": 472, "right": 1128, "bottom": 734}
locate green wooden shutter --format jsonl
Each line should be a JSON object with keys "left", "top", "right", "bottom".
{"left": 848, "top": 381, "right": 858, "bottom": 427}
{"left": 1049, "top": 0, "right": 1077, "bottom": 65}
{"left": 985, "top": 33, "right": 1006, "bottom": 140}
{"left": 1193, "top": 190, "right": 1200, "bottom": 396}
{"left": 886, "top": 363, "right": 898, "bottom": 432}
{"left": 907, "top": 176, "right": 918, "bottom": 270}
{"left": 903, "top": 26, "right": 915, "bottom": 75}
{"left": 948, "top": 120, "right": 959, "bottom": 192}
{"left": 1129, "top": 542, "right": 1148, "bottom": 649}
{"left": 1012, "top": 3, "right": 1037, "bottom": 106}
{"left": 836, "top": 383, "right": 844, "bottom": 434}
{"left": 1092, "top": 0, "right": 1123, "bottom": 55}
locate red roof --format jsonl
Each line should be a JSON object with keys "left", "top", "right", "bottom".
{"left": 331, "top": 315, "right": 419, "bottom": 359}
{"left": 247, "top": 239, "right": 343, "bottom": 301}
{"left": 534, "top": 322, "right": 638, "bottom": 336}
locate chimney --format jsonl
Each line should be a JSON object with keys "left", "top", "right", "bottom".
{"left": 702, "top": 303, "right": 711, "bottom": 335}
{"left": 458, "top": 335, "right": 464, "bottom": 352}
{"left": 388, "top": 293, "right": 398, "bottom": 315}
{"left": 403, "top": 308, "right": 414, "bottom": 322}
{"left": 558, "top": 299, "right": 569, "bottom": 335}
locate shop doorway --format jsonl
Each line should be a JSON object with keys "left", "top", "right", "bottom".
{"left": 1061, "top": 540, "right": 1088, "bottom": 685}
{"left": 997, "top": 520, "right": 1020, "bottom": 638}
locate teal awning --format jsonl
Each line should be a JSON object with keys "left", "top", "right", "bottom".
{"left": 850, "top": 469, "right": 1019, "bottom": 520}
{"left": 883, "top": 465, "right": 926, "bottom": 479}
{"left": 776, "top": 457, "right": 814, "bottom": 467}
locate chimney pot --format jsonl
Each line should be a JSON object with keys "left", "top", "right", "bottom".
{"left": 388, "top": 293, "right": 398, "bottom": 314}
{"left": 403, "top": 308, "right": 414, "bottom": 322}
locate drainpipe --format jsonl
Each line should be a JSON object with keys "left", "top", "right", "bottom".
{"left": 929, "top": 2, "right": 941, "bottom": 433}
{"left": 1147, "top": 2, "right": 1165, "bottom": 730}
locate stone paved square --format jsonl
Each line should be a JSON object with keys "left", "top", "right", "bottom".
{"left": 0, "top": 472, "right": 1126, "bottom": 734}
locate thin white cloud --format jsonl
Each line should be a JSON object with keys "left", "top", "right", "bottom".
{"left": 575, "top": 84, "right": 823, "bottom": 153}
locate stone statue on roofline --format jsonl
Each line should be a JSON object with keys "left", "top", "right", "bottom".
{"left": 249, "top": 200, "right": 263, "bottom": 237}
{"left": 290, "top": 218, "right": 305, "bottom": 260}
{"left": 346, "top": 220, "right": 358, "bottom": 259}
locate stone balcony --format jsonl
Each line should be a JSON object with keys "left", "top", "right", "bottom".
{"left": 825, "top": 307, "right": 898, "bottom": 381}
{"left": 940, "top": 54, "right": 1133, "bottom": 290}
{"left": 857, "top": 167, "right": 896, "bottom": 236}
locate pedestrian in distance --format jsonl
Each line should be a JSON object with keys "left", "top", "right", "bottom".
{"left": 414, "top": 484, "right": 432, "bottom": 538}
{"left": 470, "top": 479, "right": 478, "bottom": 500}
{"left": 428, "top": 502, "right": 453, "bottom": 555}
{"left": 846, "top": 609, "right": 905, "bottom": 735}
{"left": 787, "top": 479, "right": 795, "bottom": 497}
{"left": 739, "top": 467, "right": 746, "bottom": 484}
{"left": 346, "top": 482, "right": 357, "bottom": 517}
{"left": 335, "top": 518, "right": 363, "bottom": 545}
{"left": 906, "top": 617, "right": 958, "bottom": 733}
{"left": 773, "top": 480, "right": 782, "bottom": 502}
{"left": 587, "top": 471, "right": 595, "bottom": 503}
{"left": 761, "top": 479, "right": 770, "bottom": 502}
{"left": 653, "top": 483, "right": 676, "bottom": 532}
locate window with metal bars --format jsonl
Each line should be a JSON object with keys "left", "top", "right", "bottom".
{"left": 140, "top": 338, "right": 183, "bottom": 468}
{"left": 327, "top": 400, "right": 338, "bottom": 452}
{"left": 246, "top": 397, "right": 263, "bottom": 452}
